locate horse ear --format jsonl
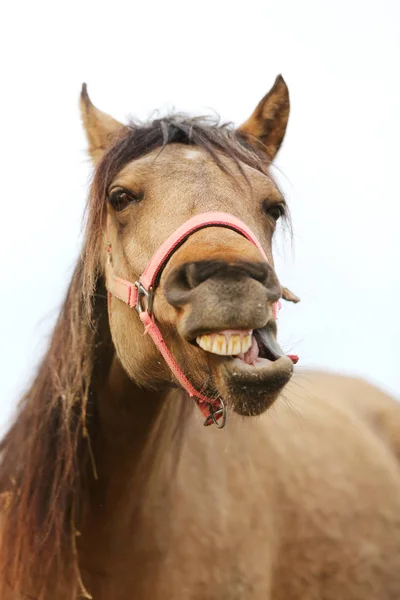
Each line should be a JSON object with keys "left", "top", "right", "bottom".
{"left": 80, "top": 83, "right": 125, "bottom": 163}
{"left": 238, "top": 75, "right": 290, "bottom": 161}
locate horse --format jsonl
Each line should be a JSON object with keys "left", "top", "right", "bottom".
{"left": 1, "top": 75, "right": 400, "bottom": 599}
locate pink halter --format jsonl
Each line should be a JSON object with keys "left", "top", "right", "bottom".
{"left": 105, "top": 211, "right": 298, "bottom": 427}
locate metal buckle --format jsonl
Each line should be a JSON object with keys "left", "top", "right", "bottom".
{"left": 203, "top": 398, "right": 227, "bottom": 429}
{"left": 134, "top": 282, "right": 154, "bottom": 315}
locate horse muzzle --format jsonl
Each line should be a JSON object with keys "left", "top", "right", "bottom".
{"left": 164, "top": 258, "right": 281, "bottom": 342}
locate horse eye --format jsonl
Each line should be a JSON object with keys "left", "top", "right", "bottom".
{"left": 263, "top": 201, "right": 286, "bottom": 222}
{"left": 108, "top": 188, "right": 143, "bottom": 212}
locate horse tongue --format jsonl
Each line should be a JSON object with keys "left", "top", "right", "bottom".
{"left": 235, "top": 335, "right": 259, "bottom": 365}
{"left": 258, "top": 327, "right": 284, "bottom": 360}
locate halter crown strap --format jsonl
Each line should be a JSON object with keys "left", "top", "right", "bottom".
{"left": 105, "top": 211, "right": 297, "bottom": 427}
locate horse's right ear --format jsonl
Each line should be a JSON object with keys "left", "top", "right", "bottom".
{"left": 80, "top": 83, "right": 126, "bottom": 163}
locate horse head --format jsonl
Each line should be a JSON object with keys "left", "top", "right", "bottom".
{"left": 81, "top": 76, "right": 297, "bottom": 419}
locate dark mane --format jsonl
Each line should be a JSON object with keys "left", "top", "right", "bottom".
{"left": 106, "top": 113, "right": 270, "bottom": 179}
{"left": 0, "top": 113, "right": 272, "bottom": 598}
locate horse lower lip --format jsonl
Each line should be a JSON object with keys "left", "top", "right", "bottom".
{"left": 224, "top": 354, "right": 292, "bottom": 377}
{"left": 208, "top": 352, "right": 293, "bottom": 380}
{"left": 213, "top": 355, "right": 294, "bottom": 416}
{"left": 232, "top": 356, "right": 273, "bottom": 369}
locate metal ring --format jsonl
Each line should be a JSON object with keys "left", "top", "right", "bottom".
{"left": 203, "top": 398, "right": 227, "bottom": 429}
{"left": 134, "top": 282, "right": 154, "bottom": 315}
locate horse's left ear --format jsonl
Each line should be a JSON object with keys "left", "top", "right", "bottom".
{"left": 80, "top": 83, "right": 126, "bottom": 163}
{"left": 237, "top": 75, "right": 290, "bottom": 160}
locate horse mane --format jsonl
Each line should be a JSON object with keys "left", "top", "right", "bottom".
{"left": 0, "top": 114, "right": 276, "bottom": 598}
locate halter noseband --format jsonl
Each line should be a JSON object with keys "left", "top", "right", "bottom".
{"left": 105, "top": 211, "right": 297, "bottom": 428}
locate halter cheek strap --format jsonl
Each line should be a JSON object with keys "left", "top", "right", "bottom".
{"left": 105, "top": 211, "right": 298, "bottom": 428}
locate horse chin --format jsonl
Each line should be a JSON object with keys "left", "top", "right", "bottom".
{"left": 193, "top": 326, "right": 294, "bottom": 416}
{"left": 211, "top": 354, "right": 294, "bottom": 416}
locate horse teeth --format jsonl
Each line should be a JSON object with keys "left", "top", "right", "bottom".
{"left": 196, "top": 331, "right": 253, "bottom": 356}
{"left": 196, "top": 334, "right": 212, "bottom": 352}
{"left": 212, "top": 334, "right": 227, "bottom": 355}
{"left": 241, "top": 334, "right": 252, "bottom": 354}
{"left": 230, "top": 335, "right": 241, "bottom": 355}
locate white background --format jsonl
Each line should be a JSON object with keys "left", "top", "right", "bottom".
{"left": 0, "top": 0, "right": 399, "bottom": 431}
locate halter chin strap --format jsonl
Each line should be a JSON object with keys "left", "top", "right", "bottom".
{"left": 105, "top": 211, "right": 298, "bottom": 427}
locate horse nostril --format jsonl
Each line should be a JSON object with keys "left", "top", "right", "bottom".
{"left": 181, "top": 261, "right": 228, "bottom": 290}
{"left": 186, "top": 260, "right": 270, "bottom": 288}
{"left": 184, "top": 261, "right": 229, "bottom": 288}
{"left": 164, "top": 263, "right": 202, "bottom": 308}
{"left": 182, "top": 263, "right": 198, "bottom": 290}
{"left": 165, "top": 259, "right": 277, "bottom": 309}
{"left": 167, "top": 260, "right": 230, "bottom": 297}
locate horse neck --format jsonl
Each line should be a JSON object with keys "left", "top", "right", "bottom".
{"left": 80, "top": 351, "right": 193, "bottom": 571}
{"left": 93, "top": 354, "right": 181, "bottom": 491}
